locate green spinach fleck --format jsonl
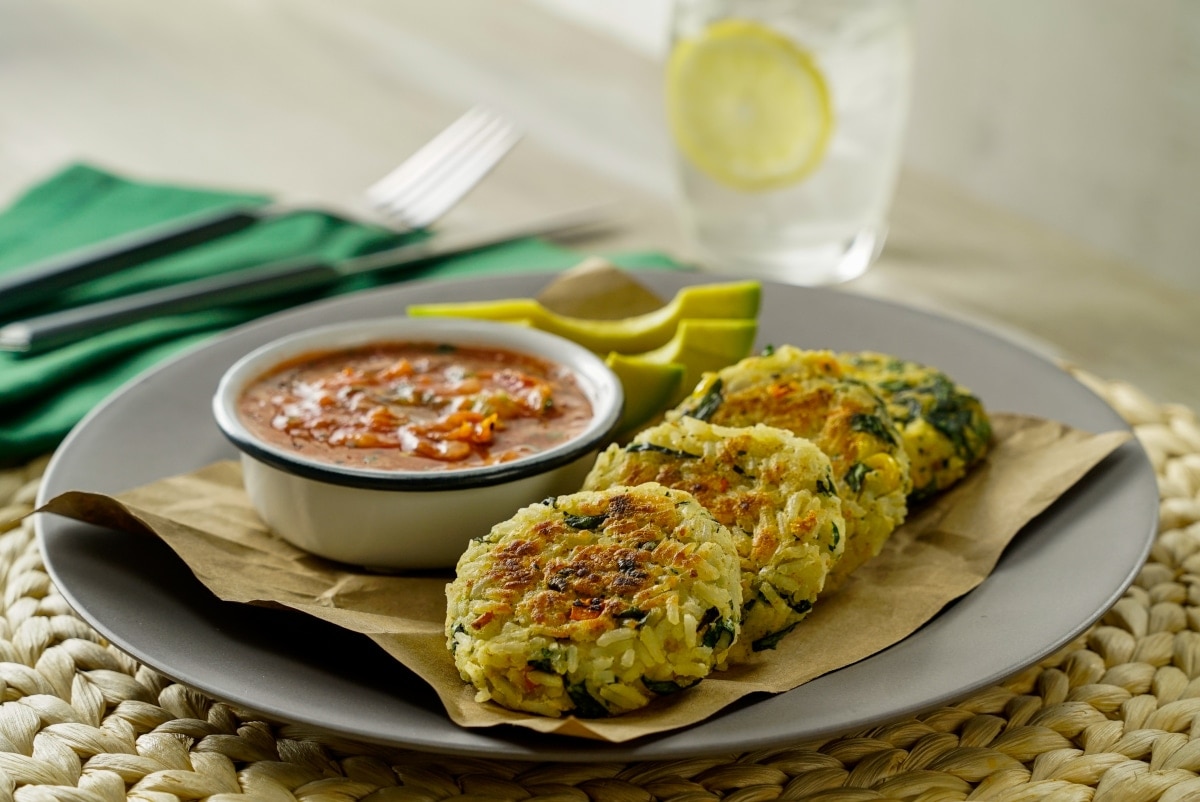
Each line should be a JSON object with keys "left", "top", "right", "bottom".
{"left": 850, "top": 413, "right": 897, "bottom": 446}
{"left": 564, "top": 512, "right": 608, "bottom": 530}
{"left": 877, "top": 378, "right": 911, "bottom": 393}
{"left": 844, "top": 462, "right": 870, "bottom": 494}
{"left": 788, "top": 597, "right": 814, "bottom": 615}
{"left": 644, "top": 678, "right": 697, "bottom": 695}
{"left": 527, "top": 648, "right": 557, "bottom": 674}
{"left": 625, "top": 442, "right": 700, "bottom": 459}
{"left": 613, "top": 607, "right": 648, "bottom": 623}
{"left": 688, "top": 378, "right": 725, "bottom": 422}
{"left": 701, "top": 618, "right": 737, "bottom": 651}
{"left": 567, "top": 684, "right": 611, "bottom": 718}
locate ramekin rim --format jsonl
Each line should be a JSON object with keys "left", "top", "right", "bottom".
{"left": 211, "top": 317, "right": 623, "bottom": 491}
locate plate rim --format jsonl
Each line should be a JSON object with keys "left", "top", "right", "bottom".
{"left": 34, "top": 270, "right": 1159, "bottom": 760}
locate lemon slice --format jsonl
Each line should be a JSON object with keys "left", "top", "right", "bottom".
{"left": 667, "top": 18, "right": 833, "bottom": 192}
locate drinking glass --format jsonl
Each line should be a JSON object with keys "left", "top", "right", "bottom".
{"left": 666, "top": 0, "right": 914, "bottom": 285}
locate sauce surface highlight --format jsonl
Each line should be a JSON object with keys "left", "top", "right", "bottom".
{"left": 238, "top": 341, "right": 594, "bottom": 471}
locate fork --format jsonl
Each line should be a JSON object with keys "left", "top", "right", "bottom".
{"left": 0, "top": 106, "right": 522, "bottom": 318}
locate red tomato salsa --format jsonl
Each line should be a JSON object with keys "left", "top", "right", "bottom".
{"left": 237, "top": 341, "right": 594, "bottom": 471}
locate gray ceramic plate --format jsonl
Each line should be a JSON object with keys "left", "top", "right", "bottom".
{"left": 35, "top": 272, "right": 1157, "bottom": 761}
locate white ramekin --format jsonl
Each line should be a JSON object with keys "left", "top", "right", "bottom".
{"left": 212, "top": 317, "right": 623, "bottom": 570}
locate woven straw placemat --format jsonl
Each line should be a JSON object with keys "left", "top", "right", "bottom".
{"left": 2, "top": 370, "right": 1199, "bottom": 802}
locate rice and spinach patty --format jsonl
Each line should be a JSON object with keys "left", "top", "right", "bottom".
{"left": 446, "top": 483, "right": 742, "bottom": 718}
{"left": 838, "top": 351, "right": 992, "bottom": 502}
{"left": 670, "top": 346, "right": 911, "bottom": 587}
{"left": 584, "top": 418, "right": 845, "bottom": 661}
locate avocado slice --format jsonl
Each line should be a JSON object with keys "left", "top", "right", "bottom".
{"left": 634, "top": 318, "right": 758, "bottom": 402}
{"left": 604, "top": 355, "right": 686, "bottom": 435}
{"left": 407, "top": 281, "right": 761, "bottom": 354}
{"left": 604, "top": 318, "right": 758, "bottom": 434}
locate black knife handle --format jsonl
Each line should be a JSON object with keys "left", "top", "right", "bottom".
{"left": 0, "top": 205, "right": 265, "bottom": 317}
{"left": 0, "top": 259, "right": 343, "bottom": 354}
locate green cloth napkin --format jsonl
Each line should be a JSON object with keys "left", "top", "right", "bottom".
{"left": 0, "top": 164, "right": 677, "bottom": 464}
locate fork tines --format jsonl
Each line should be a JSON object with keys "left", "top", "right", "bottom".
{"left": 366, "top": 106, "right": 522, "bottom": 231}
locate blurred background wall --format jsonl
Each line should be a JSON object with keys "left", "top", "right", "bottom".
{"left": 534, "top": 0, "right": 1200, "bottom": 292}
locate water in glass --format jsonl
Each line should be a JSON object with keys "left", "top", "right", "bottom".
{"left": 669, "top": 0, "right": 913, "bottom": 285}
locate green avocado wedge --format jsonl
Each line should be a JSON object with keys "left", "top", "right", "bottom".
{"left": 604, "top": 318, "right": 758, "bottom": 435}
{"left": 407, "top": 280, "right": 761, "bottom": 354}
{"left": 634, "top": 318, "right": 758, "bottom": 402}
{"left": 604, "top": 355, "right": 686, "bottom": 436}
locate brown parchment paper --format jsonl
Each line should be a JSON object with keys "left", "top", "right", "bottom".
{"left": 38, "top": 414, "right": 1129, "bottom": 743}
